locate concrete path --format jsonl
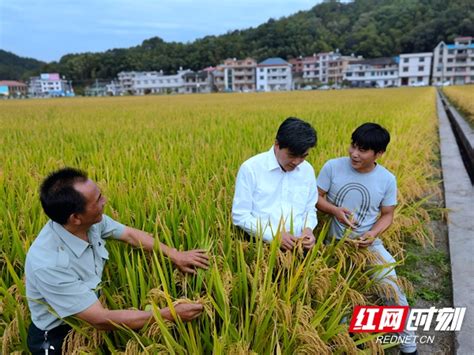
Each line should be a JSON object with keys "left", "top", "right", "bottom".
{"left": 437, "top": 92, "right": 474, "bottom": 355}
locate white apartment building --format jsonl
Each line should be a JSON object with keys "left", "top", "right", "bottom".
{"left": 256, "top": 57, "right": 293, "bottom": 92}
{"left": 432, "top": 36, "right": 474, "bottom": 85}
{"left": 344, "top": 57, "right": 400, "bottom": 88}
{"left": 106, "top": 80, "right": 122, "bottom": 96}
{"left": 399, "top": 53, "right": 432, "bottom": 86}
{"left": 113, "top": 69, "right": 191, "bottom": 95}
{"left": 28, "top": 73, "right": 73, "bottom": 97}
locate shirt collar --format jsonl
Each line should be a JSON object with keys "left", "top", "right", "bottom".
{"left": 50, "top": 221, "right": 90, "bottom": 258}
{"left": 266, "top": 145, "right": 301, "bottom": 172}
{"left": 266, "top": 146, "right": 281, "bottom": 171}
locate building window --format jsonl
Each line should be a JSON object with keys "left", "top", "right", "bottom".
{"left": 448, "top": 50, "right": 454, "bottom": 54}
{"left": 403, "top": 58, "right": 409, "bottom": 63}
{"left": 417, "top": 77, "right": 423, "bottom": 82}
{"left": 259, "top": 85, "right": 264, "bottom": 90}
{"left": 447, "top": 58, "right": 453, "bottom": 63}
{"left": 418, "top": 66, "right": 424, "bottom": 71}
{"left": 447, "top": 68, "right": 453, "bottom": 72}
{"left": 419, "top": 57, "right": 425, "bottom": 62}
{"left": 259, "top": 76, "right": 264, "bottom": 80}
{"left": 260, "top": 68, "right": 264, "bottom": 72}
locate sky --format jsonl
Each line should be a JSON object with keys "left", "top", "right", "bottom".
{"left": 0, "top": 0, "right": 320, "bottom": 63}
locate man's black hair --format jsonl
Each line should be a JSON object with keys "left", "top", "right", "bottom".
{"left": 351, "top": 122, "right": 390, "bottom": 153}
{"left": 276, "top": 117, "right": 317, "bottom": 156}
{"left": 39, "top": 167, "right": 88, "bottom": 225}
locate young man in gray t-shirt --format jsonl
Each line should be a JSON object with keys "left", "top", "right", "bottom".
{"left": 316, "top": 123, "right": 417, "bottom": 355}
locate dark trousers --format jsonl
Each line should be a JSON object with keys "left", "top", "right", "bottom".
{"left": 27, "top": 322, "right": 71, "bottom": 354}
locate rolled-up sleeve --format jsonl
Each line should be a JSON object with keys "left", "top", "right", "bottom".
{"left": 99, "top": 214, "right": 126, "bottom": 240}
{"left": 33, "top": 267, "right": 98, "bottom": 318}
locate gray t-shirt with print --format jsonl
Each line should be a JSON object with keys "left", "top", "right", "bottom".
{"left": 317, "top": 157, "right": 397, "bottom": 239}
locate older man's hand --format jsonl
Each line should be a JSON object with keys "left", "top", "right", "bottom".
{"left": 169, "top": 249, "right": 210, "bottom": 274}
{"left": 160, "top": 302, "right": 204, "bottom": 322}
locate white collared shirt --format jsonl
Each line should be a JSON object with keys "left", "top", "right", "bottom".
{"left": 232, "top": 146, "right": 318, "bottom": 241}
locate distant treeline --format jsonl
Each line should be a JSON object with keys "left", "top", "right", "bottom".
{"left": 2, "top": 0, "right": 473, "bottom": 86}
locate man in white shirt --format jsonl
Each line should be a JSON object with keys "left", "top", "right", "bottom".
{"left": 232, "top": 117, "right": 318, "bottom": 251}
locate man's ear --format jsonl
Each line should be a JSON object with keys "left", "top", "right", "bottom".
{"left": 274, "top": 139, "right": 280, "bottom": 148}
{"left": 375, "top": 150, "right": 385, "bottom": 160}
{"left": 68, "top": 213, "right": 82, "bottom": 226}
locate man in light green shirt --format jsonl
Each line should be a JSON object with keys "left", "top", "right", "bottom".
{"left": 25, "top": 167, "right": 209, "bottom": 354}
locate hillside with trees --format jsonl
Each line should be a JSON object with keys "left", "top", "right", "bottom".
{"left": 0, "top": 50, "right": 45, "bottom": 80}
{"left": 2, "top": 0, "right": 473, "bottom": 85}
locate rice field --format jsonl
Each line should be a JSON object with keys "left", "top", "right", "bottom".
{"left": 443, "top": 85, "right": 474, "bottom": 124}
{"left": 0, "top": 88, "right": 440, "bottom": 354}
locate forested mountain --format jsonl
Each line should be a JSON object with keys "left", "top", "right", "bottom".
{"left": 0, "top": 50, "right": 45, "bottom": 80}
{"left": 2, "top": 0, "right": 473, "bottom": 84}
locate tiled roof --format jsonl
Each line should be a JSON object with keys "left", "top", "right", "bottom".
{"left": 258, "top": 57, "right": 290, "bottom": 66}
{"left": 0, "top": 80, "right": 27, "bottom": 87}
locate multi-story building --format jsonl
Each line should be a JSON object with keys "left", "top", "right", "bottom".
{"left": 301, "top": 53, "right": 331, "bottom": 85}
{"left": 0, "top": 80, "right": 28, "bottom": 97}
{"left": 84, "top": 80, "right": 108, "bottom": 96}
{"left": 344, "top": 57, "right": 400, "bottom": 88}
{"left": 211, "top": 66, "right": 226, "bottom": 92}
{"left": 182, "top": 69, "right": 213, "bottom": 94}
{"left": 327, "top": 54, "right": 361, "bottom": 85}
{"left": 116, "top": 71, "right": 134, "bottom": 94}
{"left": 399, "top": 53, "right": 433, "bottom": 86}
{"left": 432, "top": 36, "right": 474, "bottom": 85}
{"left": 114, "top": 69, "right": 191, "bottom": 95}
{"left": 288, "top": 57, "right": 304, "bottom": 73}
{"left": 221, "top": 58, "right": 257, "bottom": 92}
{"left": 106, "top": 80, "right": 122, "bottom": 96}
{"left": 256, "top": 58, "right": 292, "bottom": 92}
{"left": 28, "top": 73, "right": 74, "bottom": 97}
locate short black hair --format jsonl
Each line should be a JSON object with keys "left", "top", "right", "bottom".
{"left": 276, "top": 117, "right": 317, "bottom": 156}
{"left": 351, "top": 123, "right": 390, "bottom": 153}
{"left": 39, "top": 167, "right": 88, "bottom": 225}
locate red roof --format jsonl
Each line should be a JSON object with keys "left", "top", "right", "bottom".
{"left": 0, "top": 80, "right": 27, "bottom": 87}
